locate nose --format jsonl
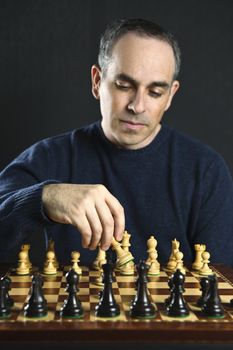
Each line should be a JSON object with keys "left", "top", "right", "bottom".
{"left": 127, "top": 90, "right": 145, "bottom": 115}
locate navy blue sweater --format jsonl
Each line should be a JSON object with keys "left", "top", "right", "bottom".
{"left": 0, "top": 122, "right": 232, "bottom": 265}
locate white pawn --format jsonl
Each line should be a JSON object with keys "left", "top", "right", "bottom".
{"left": 147, "top": 250, "right": 160, "bottom": 275}
{"left": 48, "top": 239, "right": 59, "bottom": 268}
{"left": 71, "top": 251, "right": 82, "bottom": 275}
{"left": 43, "top": 251, "right": 57, "bottom": 275}
{"left": 174, "top": 251, "right": 186, "bottom": 275}
{"left": 16, "top": 251, "right": 30, "bottom": 275}
{"left": 199, "top": 251, "right": 213, "bottom": 276}
{"left": 21, "top": 244, "right": 32, "bottom": 269}
{"left": 146, "top": 236, "right": 160, "bottom": 275}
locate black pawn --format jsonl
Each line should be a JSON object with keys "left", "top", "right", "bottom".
{"left": 24, "top": 273, "right": 48, "bottom": 318}
{"left": 0, "top": 278, "right": 11, "bottom": 318}
{"left": 60, "top": 269, "right": 83, "bottom": 318}
{"left": 197, "top": 276, "right": 210, "bottom": 307}
{"left": 95, "top": 261, "right": 120, "bottom": 317}
{"left": 202, "top": 274, "right": 224, "bottom": 318}
{"left": 166, "top": 269, "right": 190, "bottom": 317}
{"left": 130, "top": 261, "right": 156, "bottom": 318}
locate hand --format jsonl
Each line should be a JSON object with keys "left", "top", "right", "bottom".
{"left": 42, "top": 183, "right": 125, "bottom": 251}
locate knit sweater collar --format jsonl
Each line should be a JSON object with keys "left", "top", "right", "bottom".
{"left": 95, "top": 121, "right": 171, "bottom": 157}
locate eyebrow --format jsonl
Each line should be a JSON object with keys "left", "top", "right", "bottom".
{"left": 115, "top": 73, "right": 170, "bottom": 90}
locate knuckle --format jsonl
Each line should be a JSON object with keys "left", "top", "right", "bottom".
{"left": 103, "top": 218, "right": 114, "bottom": 230}
{"left": 94, "top": 227, "right": 103, "bottom": 237}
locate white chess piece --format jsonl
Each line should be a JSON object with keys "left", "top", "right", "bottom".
{"left": 71, "top": 251, "right": 82, "bottom": 275}
{"left": 175, "top": 251, "right": 186, "bottom": 275}
{"left": 192, "top": 244, "right": 206, "bottom": 271}
{"left": 199, "top": 251, "right": 213, "bottom": 276}
{"left": 16, "top": 251, "right": 30, "bottom": 275}
{"left": 43, "top": 251, "right": 57, "bottom": 275}
{"left": 93, "top": 246, "right": 106, "bottom": 271}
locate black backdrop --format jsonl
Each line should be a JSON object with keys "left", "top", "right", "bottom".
{"left": 1, "top": 0, "right": 233, "bottom": 262}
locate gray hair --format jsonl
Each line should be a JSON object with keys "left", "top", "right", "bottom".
{"left": 98, "top": 18, "right": 181, "bottom": 81}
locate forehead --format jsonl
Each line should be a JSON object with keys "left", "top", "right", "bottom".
{"left": 107, "top": 33, "right": 175, "bottom": 83}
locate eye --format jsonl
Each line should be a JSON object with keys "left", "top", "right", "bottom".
{"left": 115, "top": 81, "right": 131, "bottom": 90}
{"left": 149, "top": 90, "right": 162, "bottom": 98}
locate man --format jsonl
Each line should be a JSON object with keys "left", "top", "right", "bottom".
{"left": 0, "top": 19, "right": 232, "bottom": 265}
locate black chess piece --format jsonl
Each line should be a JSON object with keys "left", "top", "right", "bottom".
{"left": 201, "top": 274, "right": 224, "bottom": 318}
{"left": 1, "top": 276, "right": 14, "bottom": 307}
{"left": 166, "top": 269, "right": 190, "bottom": 317}
{"left": 24, "top": 273, "right": 48, "bottom": 318}
{"left": 60, "top": 268, "right": 83, "bottom": 318}
{"left": 164, "top": 275, "right": 174, "bottom": 308}
{"left": 197, "top": 276, "right": 210, "bottom": 307}
{"left": 95, "top": 261, "right": 120, "bottom": 317}
{"left": 106, "top": 248, "right": 114, "bottom": 264}
{"left": 130, "top": 260, "right": 156, "bottom": 318}
{"left": 0, "top": 277, "right": 11, "bottom": 318}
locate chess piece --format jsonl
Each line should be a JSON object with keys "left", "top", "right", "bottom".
{"left": 118, "top": 261, "right": 135, "bottom": 275}
{"left": 198, "top": 251, "right": 213, "bottom": 276}
{"left": 130, "top": 261, "right": 156, "bottom": 318}
{"left": 164, "top": 275, "right": 175, "bottom": 307}
{"left": 201, "top": 274, "right": 224, "bottom": 318}
{"left": 0, "top": 278, "right": 11, "bottom": 318}
{"left": 146, "top": 236, "right": 160, "bottom": 275}
{"left": 166, "top": 269, "right": 190, "bottom": 317}
{"left": 167, "top": 238, "right": 180, "bottom": 271}
{"left": 174, "top": 251, "right": 186, "bottom": 274}
{"left": 111, "top": 237, "right": 134, "bottom": 268}
{"left": 192, "top": 244, "right": 206, "bottom": 271}
{"left": 71, "top": 251, "right": 82, "bottom": 275}
{"left": 197, "top": 276, "right": 210, "bottom": 307}
{"left": 118, "top": 231, "right": 135, "bottom": 275}
{"left": 43, "top": 251, "right": 57, "bottom": 275}
{"left": 93, "top": 246, "right": 106, "bottom": 271}
{"left": 21, "top": 244, "right": 32, "bottom": 269}
{"left": 121, "top": 231, "right": 131, "bottom": 252}
{"left": 16, "top": 250, "right": 30, "bottom": 275}
{"left": 1, "top": 276, "right": 14, "bottom": 307}
{"left": 24, "top": 273, "right": 47, "bottom": 318}
{"left": 95, "top": 261, "right": 120, "bottom": 317}
{"left": 47, "top": 239, "right": 59, "bottom": 268}
{"left": 60, "top": 269, "right": 83, "bottom": 318}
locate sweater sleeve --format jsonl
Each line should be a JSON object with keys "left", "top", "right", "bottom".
{"left": 192, "top": 154, "right": 233, "bottom": 266}
{"left": 0, "top": 140, "right": 60, "bottom": 254}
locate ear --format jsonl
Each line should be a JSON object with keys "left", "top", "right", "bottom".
{"left": 165, "top": 80, "right": 180, "bottom": 111}
{"left": 91, "top": 65, "right": 102, "bottom": 100}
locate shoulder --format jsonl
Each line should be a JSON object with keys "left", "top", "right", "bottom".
{"left": 165, "top": 124, "right": 226, "bottom": 168}
{"left": 20, "top": 122, "right": 99, "bottom": 157}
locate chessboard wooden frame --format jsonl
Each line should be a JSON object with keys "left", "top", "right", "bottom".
{"left": 1, "top": 264, "right": 233, "bottom": 344}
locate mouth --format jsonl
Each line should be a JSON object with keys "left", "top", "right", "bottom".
{"left": 119, "top": 119, "right": 145, "bottom": 131}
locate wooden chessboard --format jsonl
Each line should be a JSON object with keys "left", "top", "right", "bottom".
{"left": 1, "top": 264, "right": 233, "bottom": 344}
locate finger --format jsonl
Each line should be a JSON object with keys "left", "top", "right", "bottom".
{"left": 105, "top": 194, "right": 125, "bottom": 241}
{"left": 85, "top": 206, "right": 103, "bottom": 250}
{"left": 95, "top": 200, "right": 114, "bottom": 250}
{"left": 72, "top": 215, "right": 92, "bottom": 249}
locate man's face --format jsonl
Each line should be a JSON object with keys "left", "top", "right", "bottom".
{"left": 91, "top": 33, "right": 179, "bottom": 150}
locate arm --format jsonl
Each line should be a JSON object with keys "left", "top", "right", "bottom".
{"left": 0, "top": 138, "right": 124, "bottom": 256}
{"left": 190, "top": 154, "right": 233, "bottom": 266}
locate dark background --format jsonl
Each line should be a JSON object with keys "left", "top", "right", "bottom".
{"left": 1, "top": 0, "right": 233, "bottom": 173}
{"left": 0, "top": 0, "right": 233, "bottom": 262}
